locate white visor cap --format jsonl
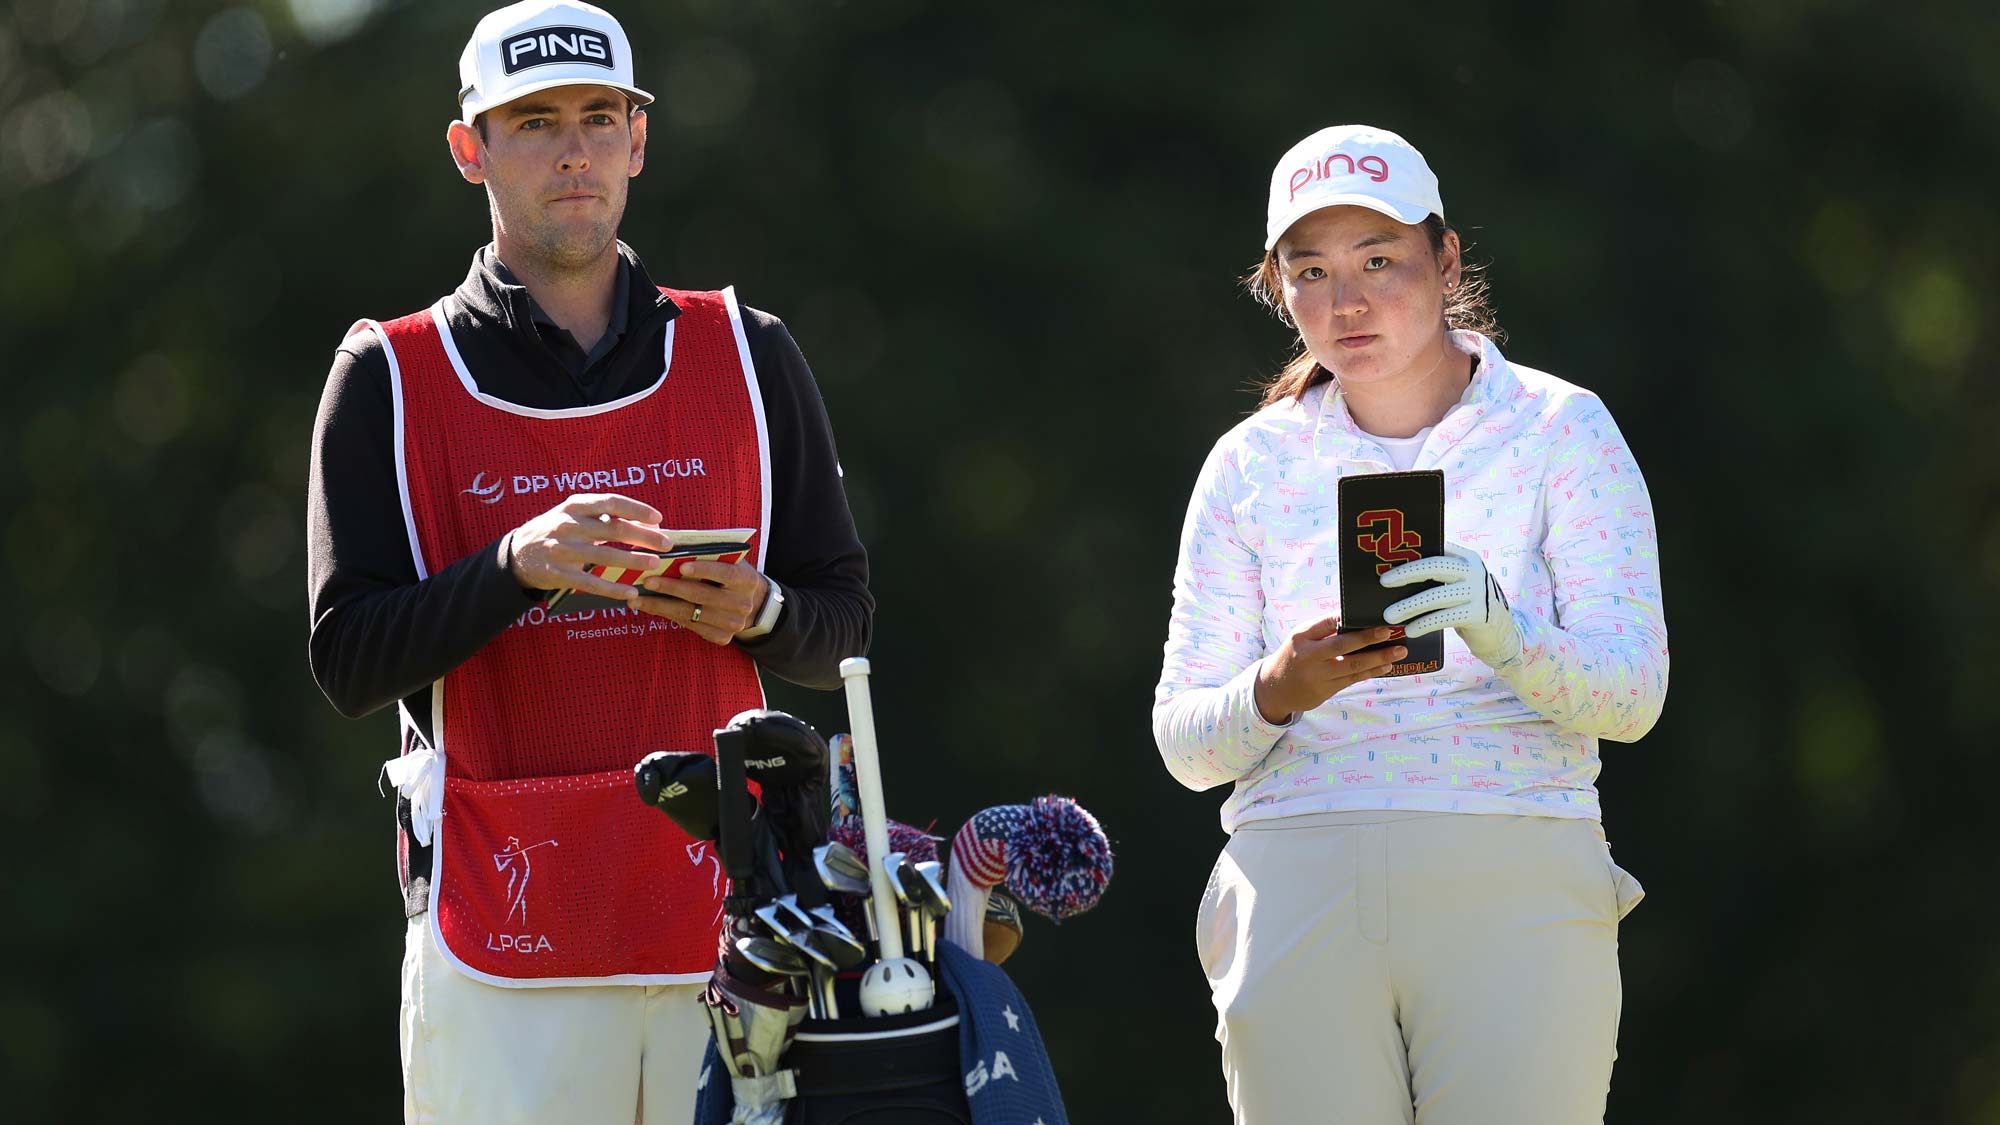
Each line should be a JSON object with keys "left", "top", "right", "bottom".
{"left": 458, "top": 0, "right": 654, "bottom": 125}
{"left": 1264, "top": 125, "right": 1443, "bottom": 251}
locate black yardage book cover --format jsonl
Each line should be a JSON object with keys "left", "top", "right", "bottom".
{"left": 1336, "top": 470, "right": 1446, "bottom": 678}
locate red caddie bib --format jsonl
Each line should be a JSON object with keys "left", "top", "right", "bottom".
{"left": 357, "top": 286, "right": 769, "bottom": 986}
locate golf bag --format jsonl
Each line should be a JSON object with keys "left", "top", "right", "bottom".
{"left": 782, "top": 995, "right": 969, "bottom": 1124}
{"left": 694, "top": 943, "right": 1067, "bottom": 1125}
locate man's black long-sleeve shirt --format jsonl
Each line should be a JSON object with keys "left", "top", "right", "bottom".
{"left": 307, "top": 243, "right": 874, "bottom": 749}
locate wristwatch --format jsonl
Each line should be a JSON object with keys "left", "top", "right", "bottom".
{"left": 737, "top": 580, "right": 785, "bottom": 639}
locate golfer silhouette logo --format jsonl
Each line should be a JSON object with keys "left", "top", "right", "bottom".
{"left": 494, "top": 835, "right": 559, "bottom": 927}
{"left": 687, "top": 840, "right": 724, "bottom": 926}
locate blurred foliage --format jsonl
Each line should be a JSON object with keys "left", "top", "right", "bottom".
{"left": 2, "top": 0, "right": 1998, "bottom": 1121}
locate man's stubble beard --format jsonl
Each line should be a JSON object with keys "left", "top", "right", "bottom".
{"left": 491, "top": 182, "right": 627, "bottom": 278}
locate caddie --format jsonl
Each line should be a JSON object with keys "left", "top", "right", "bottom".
{"left": 304, "top": 3, "right": 873, "bottom": 1120}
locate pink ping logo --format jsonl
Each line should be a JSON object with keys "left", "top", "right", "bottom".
{"left": 1289, "top": 151, "right": 1391, "bottom": 200}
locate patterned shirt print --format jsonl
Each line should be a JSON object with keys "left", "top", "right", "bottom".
{"left": 1152, "top": 332, "right": 1668, "bottom": 833}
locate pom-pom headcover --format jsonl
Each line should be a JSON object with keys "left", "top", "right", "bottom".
{"left": 957, "top": 796, "right": 1112, "bottom": 923}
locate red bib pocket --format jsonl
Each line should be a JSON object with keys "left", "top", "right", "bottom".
{"left": 430, "top": 769, "right": 725, "bottom": 984}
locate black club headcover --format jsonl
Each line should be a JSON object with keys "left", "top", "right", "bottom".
{"left": 723, "top": 709, "right": 832, "bottom": 906}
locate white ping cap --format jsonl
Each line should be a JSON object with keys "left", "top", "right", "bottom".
{"left": 457, "top": 0, "right": 654, "bottom": 125}
{"left": 1264, "top": 125, "right": 1443, "bottom": 251}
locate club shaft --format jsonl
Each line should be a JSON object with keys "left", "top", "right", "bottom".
{"left": 838, "top": 657, "right": 906, "bottom": 961}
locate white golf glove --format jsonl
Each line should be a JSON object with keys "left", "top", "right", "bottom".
{"left": 1380, "top": 542, "right": 1521, "bottom": 664}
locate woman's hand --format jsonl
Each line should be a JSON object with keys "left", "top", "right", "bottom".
{"left": 1253, "top": 617, "right": 1408, "bottom": 724}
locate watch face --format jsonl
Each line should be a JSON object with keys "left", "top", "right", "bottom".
{"left": 754, "top": 582, "right": 783, "bottom": 630}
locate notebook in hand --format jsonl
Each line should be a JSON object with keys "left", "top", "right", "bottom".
{"left": 1336, "top": 471, "right": 1445, "bottom": 678}
{"left": 543, "top": 528, "right": 756, "bottom": 615}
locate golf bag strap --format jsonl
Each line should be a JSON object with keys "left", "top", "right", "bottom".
{"left": 733, "top": 1071, "right": 799, "bottom": 1103}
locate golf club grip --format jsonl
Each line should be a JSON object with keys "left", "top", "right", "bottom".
{"left": 838, "top": 657, "right": 906, "bottom": 961}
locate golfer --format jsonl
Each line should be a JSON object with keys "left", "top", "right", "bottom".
{"left": 304, "top": 3, "right": 872, "bottom": 1121}
{"left": 1153, "top": 124, "right": 1667, "bottom": 1123}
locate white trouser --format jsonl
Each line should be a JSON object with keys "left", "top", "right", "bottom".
{"left": 399, "top": 917, "right": 712, "bottom": 1125}
{"left": 1196, "top": 811, "right": 1644, "bottom": 1125}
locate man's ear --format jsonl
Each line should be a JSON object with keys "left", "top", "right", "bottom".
{"left": 447, "top": 120, "right": 487, "bottom": 185}
{"left": 627, "top": 107, "right": 647, "bottom": 178}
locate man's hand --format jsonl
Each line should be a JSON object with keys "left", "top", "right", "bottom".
{"left": 1253, "top": 616, "right": 1408, "bottom": 724}
{"left": 631, "top": 560, "right": 771, "bottom": 646}
{"left": 1380, "top": 541, "right": 1521, "bottom": 664}
{"left": 506, "top": 494, "right": 673, "bottom": 602}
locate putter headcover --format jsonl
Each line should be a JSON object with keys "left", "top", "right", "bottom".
{"left": 724, "top": 709, "right": 829, "bottom": 788}
{"left": 726, "top": 710, "right": 832, "bottom": 866}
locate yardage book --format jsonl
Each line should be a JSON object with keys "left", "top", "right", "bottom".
{"left": 1336, "top": 470, "right": 1446, "bottom": 678}
{"left": 542, "top": 528, "right": 756, "bottom": 615}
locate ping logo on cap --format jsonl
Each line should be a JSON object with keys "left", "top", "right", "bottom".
{"left": 1288, "top": 151, "right": 1391, "bottom": 200}
{"left": 500, "top": 25, "right": 614, "bottom": 74}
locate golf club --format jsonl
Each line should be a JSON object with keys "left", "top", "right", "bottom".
{"left": 838, "top": 657, "right": 934, "bottom": 1016}
{"left": 883, "top": 850, "right": 918, "bottom": 970}
{"left": 813, "top": 843, "right": 878, "bottom": 944}
{"left": 905, "top": 859, "right": 951, "bottom": 966}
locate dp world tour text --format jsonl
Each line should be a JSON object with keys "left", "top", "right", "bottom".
{"left": 518, "top": 460, "right": 707, "bottom": 495}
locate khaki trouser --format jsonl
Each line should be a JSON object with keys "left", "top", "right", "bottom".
{"left": 399, "top": 917, "right": 713, "bottom": 1125}
{"left": 1197, "top": 811, "right": 1644, "bottom": 1125}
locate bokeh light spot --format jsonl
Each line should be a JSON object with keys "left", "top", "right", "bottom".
{"left": 286, "top": 0, "right": 377, "bottom": 46}
{"left": 194, "top": 730, "right": 281, "bottom": 834}
{"left": 3, "top": 90, "right": 93, "bottom": 184}
{"left": 112, "top": 117, "right": 199, "bottom": 211}
{"left": 1891, "top": 264, "right": 1976, "bottom": 375}
{"left": 194, "top": 7, "right": 273, "bottom": 101}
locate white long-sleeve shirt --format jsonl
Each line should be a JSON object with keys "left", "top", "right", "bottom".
{"left": 1153, "top": 331, "right": 1668, "bottom": 833}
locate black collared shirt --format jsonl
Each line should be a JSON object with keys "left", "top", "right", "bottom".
{"left": 492, "top": 248, "right": 632, "bottom": 381}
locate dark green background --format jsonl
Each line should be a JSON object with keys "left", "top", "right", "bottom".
{"left": 4, "top": 0, "right": 1996, "bottom": 1120}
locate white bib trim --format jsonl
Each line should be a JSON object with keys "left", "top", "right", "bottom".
{"left": 720, "top": 285, "right": 774, "bottom": 572}
{"left": 427, "top": 301, "right": 676, "bottom": 420}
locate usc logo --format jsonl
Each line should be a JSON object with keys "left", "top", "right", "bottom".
{"left": 1355, "top": 508, "right": 1422, "bottom": 575}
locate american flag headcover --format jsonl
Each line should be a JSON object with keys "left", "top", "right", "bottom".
{"left": 953, "top": 797, "right": 1113, "bottom": 922}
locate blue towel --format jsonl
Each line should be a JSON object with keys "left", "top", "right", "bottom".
{"left": 690, "top": 1032, "right": 731, "bottom": 1125}
{"left": 942, "top": 942, "right": 1069, "bottom": 1125}
{"left": 690, "top": 945, "right": 1068, "bottom": 1124}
